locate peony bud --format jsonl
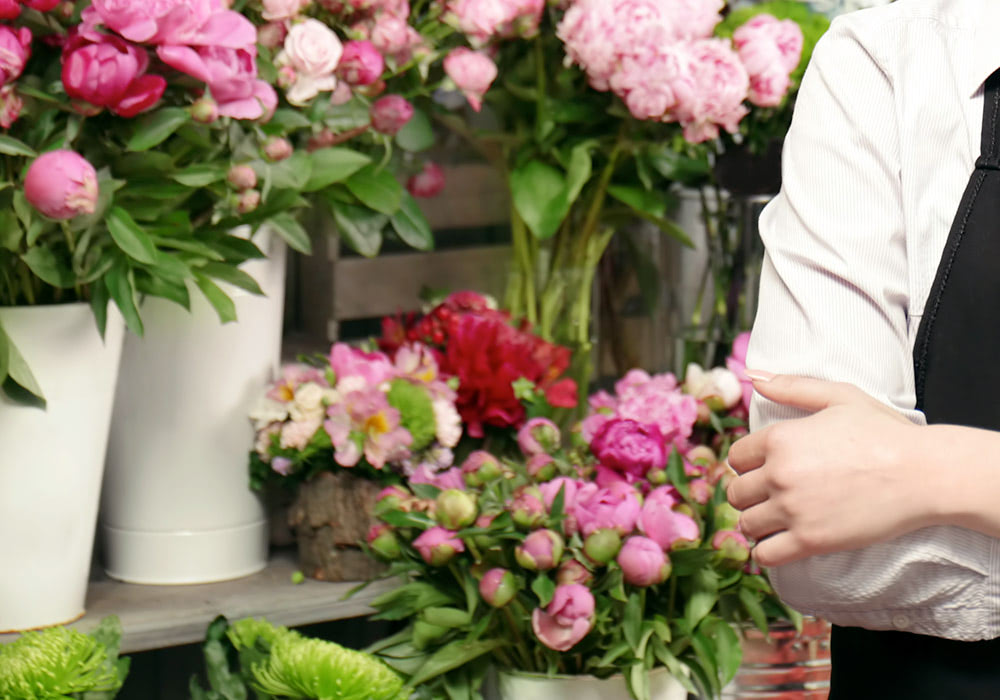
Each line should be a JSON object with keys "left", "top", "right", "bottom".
{"left": 646, "top": 468, "right": 667, "bottom": 485}
{"left": 461, "top": 450, "right": 502, "bottom": 487}
{"left": 0, "top": 84, "right": 22, "bottom": 128}
{"left": 515, "top": 529, "right": 564, "bottom": 571}
{"left": 190, "top": 96, "right": 219, "bottom": 123}
{"left": 689, "top": 478, "right": 712, "bottom": 505}
{"left": 472, "top": 512, "right": 500, "bottom": 550}
{"left": 370, "top": 94, "right": 413, "bottom": 135}
{"left": 257, "top": 21, "right": 288, "bottom": 50}
{"left": 526, "top": 453, "right": 556, "bottom": 482}
{"left": 617, "top": 536, "right": 672, "bottom": 587}
{"left": 366, "top": 523, "right": 401, "bottom": 559}
{"left": 263, "top": 137, "right": 293, "bottom": 162}
{"left": 406, "top": 161, "right": 446, "bottom": 199}
{"left": 517, "top": 417, "right": 561, "bottom": 456}
{"left": 715, "top": 502, "right": 740, "bottom": 531}
{"left": 337, "top": 39, "right": 384, "bottom": 87}
{"left": 236, "top": 189, "right": 261, "bottom": 214}
{"left": 435, "top": 488, "right": 477, "bottom": 530}
{"left": 583, "top": 528, "right": 621, "bottom": 565}
{"left": 531, "top": 584, "right": 594, "bottom": 652}
{"left": 329, "top": 81, "right": 353, "bottom": 105}
{"left": 227, "top": 164, "right": 258, "bottom": 191}
{"left": 557, "top": 559, "right": 593, "bottom": 586}
{"left": 24, "top": 150, "right": 98, "bottom": 220}
{"left": 376, "top": 484, "right": 411, "bottom": 513}
{"left": 479, "top": 567, "right": 517, "bottom": 608}
{"left": 0, "top": 26, "right": 31, "bottom": 86}
{"left": 412, "top": 526, "right": 464, "bottom": 566}
{"left": 509, "top": 485, "right": 546, "bottom": 529}
{"left": 307, "top": 128, "right": 337, "bottom": 152}
{"left": 712, "top": 529, "right": 750, "bottom": 568}
{"left": 687, "top": 445, "right": 717, "bottom": 467}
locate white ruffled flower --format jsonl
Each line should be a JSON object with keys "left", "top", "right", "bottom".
{"left": 289, "top": 381, "right": 326, "bottom": 422}
{"left": 249, "top": 396, "right": 289, "bottom": 431}
{"left": 684, "top": 363, "right": 743, "bottom": 410}
{"left": 280, "top": 416, "right": 323, "bottom": 451}
{"left": 432, "top": 398, "right": 463, "bottom": 448}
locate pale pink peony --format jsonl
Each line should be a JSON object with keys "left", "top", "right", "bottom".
{"left": 733, "top": 15, "right": 802, "bottom": 108}
{"left": 531, "top": 584, "right": 594, "bottom": 651}
{"left": 370, "top": 12, "right": 419, "bottom": 61}
{"left": 276, "top": 18, "right": 343, "bottom": 105}
{"left": 0, "top": 26, "right": 30, "bottom": 86}
{"left": 262, "top": 0, "right": 310, "bottom": 21}
{"left": 337, "top": 39, "right": 384, "bottom": 86}
{"left": 443, "top": 0, "right": 545, "bottom": 44}
{"left": 673, "top": 38, "right": 749, "bottom": 142}
{"left": 62, "top": 36, "right": 166, "bottom": 117}
{"left": 638, "top": 497, "right": 700, "bottom": 551}
{"left": 617, "top": 536, "right": 671, "bottom": 586}
{"left": 157, "top": 45, "right": 276, "bottom": 119}
{"left": 443, "top": 47, "right": 496, "bottom": 112}
{"left": 24, "top": 150, "right": 98, "bottom": 220}
{"left": 574, "top": 480, "right": 641, "bottom": 537}
{"left": 83, "top": 0, "right": 256, "bottom": 49}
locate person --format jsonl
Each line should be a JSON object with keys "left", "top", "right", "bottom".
{"left": 724, "top": 0, "right": 1000, "bottom": 696}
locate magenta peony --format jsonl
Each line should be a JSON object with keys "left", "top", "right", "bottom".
{"left": 590, "top": 418, "right": 667, "bottom": 479}
{"left": 62, "top": 36, "right": 166, "bottom": 117}
{"left": 24, "top": 150, "right": 99, "bottom": 220}
{"left": 530, "top": 583, "right": 594, "bottom": 651}
{"left": 0, "top": 25, "right": 30, "bottom": 85}
{"left": 443, "top": 47, "right": 496, "bottom": 112}
{"left": 617, "top": 536, "right": 672, "bottom": 586}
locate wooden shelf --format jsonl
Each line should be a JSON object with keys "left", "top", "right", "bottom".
{"left": 0, "top": 550, "right": 396, "bottom": 653}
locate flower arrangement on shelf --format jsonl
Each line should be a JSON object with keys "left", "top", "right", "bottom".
{"left": 361, "top": 333, "right": 797, "bottom": 700}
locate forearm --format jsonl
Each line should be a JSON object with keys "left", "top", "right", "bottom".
{"left": 910, "top": 424, "right": 1000, "bottom": 538}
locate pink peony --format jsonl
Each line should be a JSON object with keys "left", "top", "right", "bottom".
{"left": 443, "top": 47, "right": 496, "bottom": 112}
{"left": 262, "top": 0, "right": 309, "bottom": 21}
{"left": 370, "top": 94, "right": 413, "bottom": 135}
{"left": 590, "top": 418, "right": 667, "bottom": 479}
{"left": 337, "top": 39, "right": 384, "bottom": 87}
{"left": 539, "top": 477, "right": 590, "bottom": 535}
{"left": 574, "top": 480, "right": 641, "bottom": 537}
{"left": 733, "top": 15, "right": 802, "bottom": 108}
{"left": 617, "top": 536, "right": 672, "bottom": 586}
{"left": 0, "top": 85, "right": 22, "bottom": 128}
{"left": 83, "top": 0, "right": 256, "bottom": 49}
{"left": 277, "top": 18, "right": 343, "bottom": 105}
{"left": 531, "top": 584, "right": 594, "bottom": 651}
{"left": 24, "top": 150, "right": 98, "bottom": 220}
{"left": 157, "top": 45, "right": 277, "bottom": 120}
{"left": 726, "top": 331, "right": 753, "bottom": 414}
{"left": 406, "top": 161, "right": 446, "bottom": 198}
{"left": 673, "top": 38, "right": 749, "bottom": 142}
{"left": 409, "top": 464, "right": 465, "bottom": 491}
{"left": 329, "top": 342, "right": 395, "bottom": 388}
{"left": 638, "top": 497, "right": 700, "bottom": 551}
{"left": 443, "top": 0, "right": 544, "bottom": 43}
{"left": 412, "top": 526, "right": 464, "bottom": 566}
{"left": 62, "top": 36, "right": 166, "bottom": 117}
{"left": 515, "top": 529, "right": 564, "bottom": 571}
{"left": 0, "top": 26, "right": 30, "bottom": 86}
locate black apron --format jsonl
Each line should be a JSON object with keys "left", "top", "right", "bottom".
{"left": 828, "top": 70, "right": 1000, "bottom": 698}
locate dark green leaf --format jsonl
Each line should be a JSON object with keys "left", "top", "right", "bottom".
{"left": 378, "top": 509, "right": 436, "bottom": 531}
{"left": 172, "top": 164, "right": 227, "bottom": 187}
{"left": 107, "top": 206, "right": 157, "bottom": 264}
{"left": 266, "top": 212, "right": 311, "bottom": 254}
{"left": 685, "top": 569, "right": 719, "bottom": 631}
{"left": 407, "top": 639, "right": 502, "bottom": 688}
{"left": 90, "top": 279, "right": 109, "bottom": 338}
{"left": 596, "top": 640, "right": 631, "bottom": 668}
{"left": 265, "top": 150, "right": 313, "bottom": 190}
{"left": 0, "top": 135, "right": 36, "bottom": 157}
{"left": 21, "top": 247, "right": 75, "bottom": 288}
{"left": 410, "top": 483, "right": 442, "bottom": 500}
{"left": 13, "top": 190, "right": 31, "bottom": 229}
{"left": 666, "top": 448, "right": 690, "bottom": 501}
{"left": 624, "top": 592, "right": 643, "bottom": 652}
{"left": 150, "top": 236, "right": 224, "bottom": 261}
{"left": 193, "top": 272, "right": 237, "bottom": 324}
{"left": 669, "top": 549, "right": 714, "bottom": 577}
{"left": 267, "top": 108, "right": 312, "bottom": 131}
{"left": 395, "top": 108, "right": 435, "bottom": 152}
{"left": 136, "top": 273, "right": 191, "bottom": 309}
{"left": 329, "top": 198, "right": 386, "bottom": 257}
{"left": 345, "top": 165, "right": 403, "bottom": 215}
{"left": 304, "top": 147, "right": 371, "bottom": 192}
{"left": 738, "top": 586, "right": 770, "bottom": 634}
{"left": 106, "top": 261, "right": 144, "bottom": 336}
{"left": 609, "top": 185, "right": 668, "bottom": 219}
{"left": 389, "top": 192, "right": 433, "bottom": 251}
{"left": 0, "top": 320, "right": 44, "bottom": 405}
{"left": 509, "top": 160, "right": 565, "bottom": 240}
{"left": 690, "top": 631, "right": 720, "bottom": 695}
{"left": 199, "top": 263, "right": 264, "bottom": 295}
{"left": 702, "top": 617, "right": 742, "bottom": 685}
{"left": 531, "top": 574, "right": 556, "bottom": 608}
{"left": 0, "top": 210, "right": 21, "bottom": 250}
{"left": 650, "top": 637, "right": 696, "bottom": 695}
{"left": 127, "top": 107, "right": 191, "bottom": 151}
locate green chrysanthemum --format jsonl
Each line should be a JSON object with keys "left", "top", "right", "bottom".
{"left": 228, "top": 616, "right": 298, "bottom": 651}
{"left": 0, "top": 619, "right": 126, "bottom": 699}
{"left": 386, "top": 379, "right": 436, "bottom": 451}
{"left": 249, "top": 634, "right": 408, "bottom": 700}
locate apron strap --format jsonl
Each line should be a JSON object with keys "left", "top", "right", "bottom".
{"left": 976, "top": 70, "right": 1000, "bottom": 169}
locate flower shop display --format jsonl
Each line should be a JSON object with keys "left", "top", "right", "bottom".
{"left": 0, "top": 615, "right": 129, "bottom": 699}
{"left": 361, "top": 346, "right": 799, "bottom": 700}
{"left": 190, "top": 615, "right": 407, "bottom": 700}
{"left": 249, "top": 291, "right": 578, "bottom": 581}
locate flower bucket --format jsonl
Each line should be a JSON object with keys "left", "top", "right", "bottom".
{"left": 99, "top": 231, "right": 286, "bottom": 584}
{"left": 0, "top": 303, "right": 124, "bottom": 631}
{"left": 494, "top": 667, "right": 687, "bottom": 700}
{"left": 721, "top": 617, "right": 831, "bottom": 699}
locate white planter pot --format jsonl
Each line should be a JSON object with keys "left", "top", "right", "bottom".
{"left": 495, "top": 667, "right": 688, "bottom": 700}
{"left": 100, "top": 231, "right": 286, "bottom": 584}
{"left": 0, "top": 303, "right": 124, "bottom": 631}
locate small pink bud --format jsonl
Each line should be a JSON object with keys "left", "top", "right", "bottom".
{"left": 190, "top": 97, "right": 219, "bottom": 123}
{"left": 263, "top": 137, "right": 293, "bottom": 162}
{"left": 557, "top": 559, "right": 593, "bottom": 586}
{"left": 227, "top": 164, "right": 258, "bottom": 191}
{"left": 435, "top": 488, "right": 478, "bottom": 530}
{"left": 517, "top": 417, "right": 561, "bottom": 456}
{"left": 686, "top": 445, "right": 717, "bottom": 466}
{"left": 236, "top": 189, "right": 261, "bottom": 214}
{"left": 712, "top": 529, "right": 750, "bottom": 568}
{"left": 509, "top": 485, "right": 546, "bottom": 529}
{"left": 276, "top": 65, "right": 297, "bottom": 90}
{"left": 367, "top": 523, "right": 401, "bottom": 559}
{"left": 24, "top": 150, "right": 98, "bottom": 220}
{"left": 337, "top": 39, "right": 384, "bottom": 87}
{"left": 689, "top": 478, "right": 712, "bottom": 505}
{"left": 515, "top": 529, "right": 564, "bottom": 571}
{"left": 479, "top": 567, "right": 517, "bottom": 608}
{"left": 526, "top": 453, "right": 556, "bottom": 482}
{"left": 406, "top": 161, "right": 446, "bottom": 199}
{"left": 583, "top": 528, "right": 621, "bottom": 565}
{"left": 307, "top": 128, "right": 336, "bottom": 152}
{"left": 376, "top": 484, "right": 411, "bottom": 513}
{"left": 412, "top": 526, "right": 464, "bottom": 566}
{"left": 461, "top": 450, "right": 501, "bottom": 487}
{"left": 370, "top": 94, "right": 413, "bottom": 135}
{"left": 617, "top": 536, "right": 672, "bottom": 587}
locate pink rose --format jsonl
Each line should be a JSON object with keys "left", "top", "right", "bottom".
{"left": 370, "top": 94, "right": 413, "bottom": 135}
{"left": 337, "top": 39, "right": 384, "bottom": 86}
{"left": 590, "top": 418, "right": 667, "bottom": 480}
{"left": 0, "top": 85, "right": 22, "bottom": 128}
{"left": 62, "top": 36, "right": 166, "bottom": 117}
{"left": 412, "top": 526, "right": 464, "bottom": 566}
{"left": 515, "top": 529, "right": 564, "bottom": 571}
{"left": 0, "top": 26, "right": 31, "bottom": 85}
{"left": 617, "top": 536, "right": 672, "bottom": 586}
{"left": 370, "top": 13, "right": 413, "bottom": 60}
{"left": 262, "top": 0, "right": 309, "bottom": 21}
{"left": 574, "top": 480, "right": 641, "bottom": 537}
{"left": 517, "top": 416, "right": 561, "bottom": 456}
{"left": 329, "top": 342, "right": 395, "bottom": 387}
{"left": 406, "top": 161, "right": 446, "bottom": 198}
{"left": 157, "top": 45, "right": 277, "bottom": 120}
{"left": 638, "top": 497, "right": 700, "bottom": 551}
{"left": 531, "top": 584, "right": 594, "bottom": 651}
{"left": 277, "top": 18, "right": 343, "bottom": 105}
{"left": 83, "top": 0, "right": 256, "bottom": 49}
{"left": 24, "top": 150, "right": 98, "bottom": 220}
{"left": 443, "top": 47, "right": 496, "bottom": 112}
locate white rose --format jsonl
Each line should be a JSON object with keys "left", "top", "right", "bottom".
{"left": 432, "top": 399, "right": 463, "bottom": 448}
{"left": 289, "top": 381, "right": 326, "bottom": 422}
{"left": 278, "top": 18, "right": 343, "bottom": 78}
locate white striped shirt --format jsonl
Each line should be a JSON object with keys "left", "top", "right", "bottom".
{"left": 748, "top": 0, "right": 1000, "bottom": 641}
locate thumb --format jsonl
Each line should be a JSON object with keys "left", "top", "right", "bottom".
{"left": 746, "top": 371, "right": 861, "bottom": 413}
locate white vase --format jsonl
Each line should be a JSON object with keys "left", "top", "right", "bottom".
{"left": 0, "top": 303, "right": 124, "bottom": 631}
{"left": 100, "top": 231, "right": 286, "bottom": 584}
{"left": 495, "top": 667, "right": 688, "bottom": 700}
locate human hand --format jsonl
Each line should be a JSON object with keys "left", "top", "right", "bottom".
{"left": 726, "top": 373, "right": 925, "bottom": 567}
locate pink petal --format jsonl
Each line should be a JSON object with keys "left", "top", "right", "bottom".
{"left": 531, "top": 609, "right": 591, "bottom": 651}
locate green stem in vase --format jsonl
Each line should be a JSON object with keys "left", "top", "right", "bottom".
{"left": 503, "top": 603, "right": 534, "bottom": 671}
{"left": 508, "top": 206, "right": 537, "bottom": 326}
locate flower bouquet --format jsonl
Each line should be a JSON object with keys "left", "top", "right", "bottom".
{"left": 362, "top": 338, "right": 797, "bottom": 700}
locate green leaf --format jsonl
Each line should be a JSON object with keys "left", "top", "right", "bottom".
{"left": 389, "top": 193, "right": 433, "bottom": 251}
{"left": 304, "top": 147, "right": 372, "bottom": 192}
{"left": 665, "top": 448, "right": 690, "bottom": 501}
{"left": 509, "top": 160, "right": 566, "bottom": 240}
{"left": 531, "top": 574, "right": 556, "bottom": 608}
{"left": 13, "top": 190, "right": 31, "bottom": 229}
{"left": 136, "top": 273, "right": 191, "bottom": 309}
{"left": 422, "top": 607, "right": 472, "bottom": 628}
{"left": 407, "top": 639, "right": 502, "bottom": 688}
{"left": 623, "top": 592, "right": 643, "bottom": 652}
{"left": 650, "top": 637, "right": 696, "bottom": 695}
{"left": 127, "top": 107, "right": 191, "bottom": 151}
{"left": 345, "top": 165, "right": 403, "bottom": 215}
{"left": 0, "top": 135, "right": 36, "bottom": 157}
{"left": 0, "top": 210, "right": 21, "bottom": 250}
{"left": 596, "top": 640, "right": 630, "bottom": 668}
{"left": 738, "top": 587, "right": 770, "bottom": 634}
{"left": 702, "top": 617, "right": 742, "bottom": 685}
{"left": 690, "top": 630, "right": 720, "bottom": 696}
{"left": 395, "top": 108, "right": 435, "bottom": 152}
{"left": 0, "top": 320, "right": 44, "bottom": 406}
{"left": 562, "top": 141, "right": 594, "bottom": 207}
{"left": 193, "top": 272, "right": 237, "bottom": 324}
{"left": 627, "top": 663, "right": 650, "bottom": 700}
{"left": 377, "top": 509, "right": 437, "bottom": 531}
{"left": 106, "top": 261, "right": 144, "bottom": 336}
{"left": 199, "top": 263, "right": 264, "bottom": 295}
{"left": 90, "top": 278, "right": 109, "bottom": 338}
{"left": 172, "top": 164, "right": 227, "bottom": 187}
{"left": 267, "top": 108, "right": 312, "bottom": 131}
{"left": 409, "top": 483, "right": 442, "bottom": 500}
{"left": 21, "top": 247, "right": 75, "bottom": 288}
{"left": 266, "top": 212, "right": 311, "bottom": 254}
{"left": 608, "top": 185, "right": 668, "bottom": 219}
{"left": 685, "top": 569, "right": 719, "bottom": 631}
{"left": 265, "top": 150, "right": 313, "bottom": 190}
{"left": 106, "top": 206, "right": 157, "bottom": 264}
{"left": 329, "top": 198, "right": 386, "bottom": 257}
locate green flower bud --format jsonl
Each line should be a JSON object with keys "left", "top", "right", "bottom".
{"left": 583, "top": 528, "right": 622, "bottom": 565}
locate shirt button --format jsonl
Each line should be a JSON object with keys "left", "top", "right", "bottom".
{"left": 892, "top": 614, "right": 910, "bottom": 629}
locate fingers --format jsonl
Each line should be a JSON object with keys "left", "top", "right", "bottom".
{"left": 751, "top": 532, "right": 805, "bottom": 568}
{"left": 747, "top": 372, "right": 861, "bottom": 413}
{"left": 726, "top": 468, "right": 769, "bottom": 511}
{"left": 737, "top": 501, "right": 785, "bottom": 542}
{"left": 726, "top": 429, "right": 767, "bottom": 474}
